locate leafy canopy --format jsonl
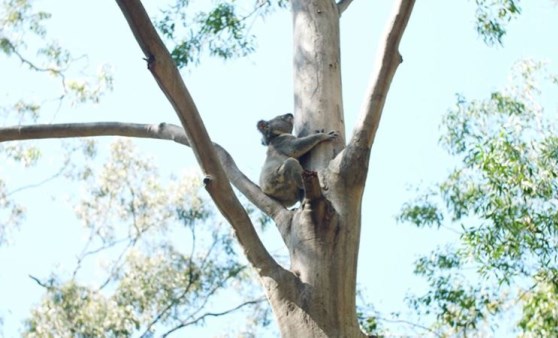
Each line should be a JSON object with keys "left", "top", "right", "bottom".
{"left": 400, "top": 60, "right": 558, "bottom": 336}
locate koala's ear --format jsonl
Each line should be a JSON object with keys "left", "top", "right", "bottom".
{"left": 257, "top": 120, "right": 267, "bottom": 132}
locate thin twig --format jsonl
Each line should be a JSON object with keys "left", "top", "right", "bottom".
{"left": 161, "top": 298, "right": 266, "bottom": 337}
{"left": 6, "top": 157, "right": 70, "bottom": 197}
{"left": 28, "top": 275, "right": 52, "bottom": 289}
{"left": 377, "top": 316, "right": 442, "bottom": 338}
{"left": 4, "top": 39, "right": 68, "bottom": 91}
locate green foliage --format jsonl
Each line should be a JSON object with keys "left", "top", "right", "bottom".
{"left": 400, "top": 60, "right": 558, "bottom": 336}
{"left": 519, "top": 273, "right": 558, "bottom": 337}
{"left": 357, "top": 311, "right": 380, "bottom": 336}
{"left": 3, "top": 142, "right": 41, "bottom": 166}
{"left": 0, "top": 0, "right": 51, "bottom": 43}
{"left": 356, "top": 294, "right": 384, "bottom": 337}
{"left": 0, "top": 0, "right": 113, "bottom": 107}
{"left": 22, "top": 139, "right": 269, "bottom": 336}
{"left": 0, "top": 178, "right": 25, "bottom": 245}
{"left": 407, "top": 247, "right": 503, "bottom": 335}
{"left": 398, "top": 191, "right": 444, "bottom": 228}
{"left": 0, "top": 94, "right": 50, "bottom": 243}
{"left": 474, "top": 0, "right": 522, "bottom": 45}
{"left": 156, "top": 0, "right": 287, "bottom": 68}
{"left": 1, "top": 2, "right": 278, "bottom": 333}
{"left": 25, "top": 281, "right": 140, "bottom": 337}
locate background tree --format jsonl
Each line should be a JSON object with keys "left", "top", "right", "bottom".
{"left": 399, "top": 61, "right": 558, "bottom": 336}
{"left": 1, "top": 1, "right": 273, "bottom": 335}
{"left": 21, "top": 139, "right": 270, "bottom": 337}
{"left": 0, "top": 0, "right": 554, "bottom": 336}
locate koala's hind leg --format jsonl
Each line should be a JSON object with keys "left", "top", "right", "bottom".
{"left": 273, "top": 157, "right": 305, "bottom": 206}
{"left": 278, "top": 157, "right": 304, "bottom": 189}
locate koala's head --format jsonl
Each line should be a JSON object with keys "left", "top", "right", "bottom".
{"left": 257, "top": 113, "right": 294, "bottom": 145}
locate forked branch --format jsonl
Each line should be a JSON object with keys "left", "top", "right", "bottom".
{"left": 337, "top": 0, "right": 354, "bottom": 16}
{"left": 0, "top": 120, "right": 286, "bottom": 270}
{"left": 115, "top": 0, "right": 281, "bottom": 276}
{"left": 344, "top": 0, "right": 415, "bottom": 165}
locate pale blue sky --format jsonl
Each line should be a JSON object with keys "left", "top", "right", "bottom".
{"left": 1, "top": 0, "right": 557, "bottom": 336}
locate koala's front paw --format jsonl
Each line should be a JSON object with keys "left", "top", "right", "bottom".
{"left": 315, "top": 129, "right": 338, "bottom": 142}
{"left": 326, "top": 130, "right": 338, "bottom": 140}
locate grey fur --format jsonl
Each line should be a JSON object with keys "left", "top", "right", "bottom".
{"left": 257, "top": 113, "right": 338, "bottom": 207}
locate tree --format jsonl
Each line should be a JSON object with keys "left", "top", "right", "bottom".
{"left": 18, "top": 139, "right": 270, "bottom": 337}
{"left": 0, "top": 0, "right": 536, "bottom": 336}
{"left": 399, "top": 60, "right": 558, "bottom": 336}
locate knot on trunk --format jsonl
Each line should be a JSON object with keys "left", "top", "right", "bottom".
{"left": 300, "top": 170, "right": 336, "bottom": 227}
{"left": 301, "top": 170, "right": 322, "bottom": 201}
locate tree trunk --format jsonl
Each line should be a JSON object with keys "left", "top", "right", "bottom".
{"left": 0, "top": 0, "right": 415, "bottom": 335}
{"left": 262, "top": 1, "right": 365, "bottom": 336}
{"left": 292, "top": 0, "right": 345, "bottom": 170}
{"left": 104, "top": 1, "right": 413, "bottom": 336}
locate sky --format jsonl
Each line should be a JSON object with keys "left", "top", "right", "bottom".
{"left": 1, "top": 0, "right": 557, "bottom": 336}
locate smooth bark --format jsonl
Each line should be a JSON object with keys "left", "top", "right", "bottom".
{"left": 292, "top": 0, "right": 345, "bottom": 171}
{"left": 270, "top": 0, "right": 416, "bottom": 336}
{"left": 343, "top": 0, "right": 416, "bottom": 177}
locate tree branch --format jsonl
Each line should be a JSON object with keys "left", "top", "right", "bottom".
{"left": 7, "top": 157, "right": 70, "bottom": 197}
{"left": 0, "top": 121, "right": 287, "bottom": 224}
{"left": 0, "top": 122, "right": 163, "bottom": 142}
{"left": 340, "top": 0, "right": 415, "bottom": 179}
{"left": 353, "top": 0, "right": 415, "bottom": 148}
{"left": 337, "top": 0, "right": 354, "bottom": 16}
{"left": 28, "top": 274, "right": 52, "bottom": 289}
{"left": 4, "top": 38, "right": 67, "bottom": 75}
{"left": 117, "top": 0, "right": 283, "bottom": 277}
{"left": 377, "top": 316, "right": 442, "bottom": 338}
{"left": 161, "top": 298, "right": 266, "bottom": 337}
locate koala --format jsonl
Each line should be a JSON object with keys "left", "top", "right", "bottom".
{"left": 257, "top": 113, "right": 338, "bottom": 207}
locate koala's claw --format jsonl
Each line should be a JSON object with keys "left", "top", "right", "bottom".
{"left": 328, "top": 130, "right": 339, "bottom": 139}
{"left": 316, "top": 129, "right": 338, "bottom": 141}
